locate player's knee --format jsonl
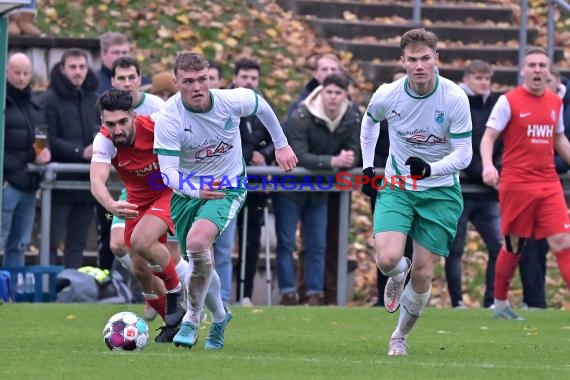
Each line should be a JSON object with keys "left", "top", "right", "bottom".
{"left": 186, "top": 236, "right": 212, "bottom": 252}
{"left": 130, "top": 233, "right": 153, "bottom": 255}
{"left": 110, "top": 239, "right": 127, "bottom": 256}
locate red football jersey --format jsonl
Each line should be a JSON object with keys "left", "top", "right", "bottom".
{"left": 489, "top": 86, "right": 563, "bottom": 189}
{"left": 98, "top": 115, "right": 172, "bottom": 204}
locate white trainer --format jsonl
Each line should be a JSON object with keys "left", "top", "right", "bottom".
{"left": 384, "top": 257, "right": 412, "bottom": 313}
{"left": 387, "top": 336, "right": 408, "bottom": 356}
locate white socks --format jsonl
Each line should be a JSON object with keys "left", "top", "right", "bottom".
{"left": 393, "top": 282, "right": 431, "bottom": 338}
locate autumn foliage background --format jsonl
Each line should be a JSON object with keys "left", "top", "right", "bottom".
{"left": 34, "top": 0, "right": 570, "bottom": 308}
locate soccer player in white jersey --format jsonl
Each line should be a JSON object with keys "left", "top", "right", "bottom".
{"left": 360, "top": 28, "right": 473, "bottom": 356}
{"left": 154, "top": 52, "right": 297, "bottom": 349}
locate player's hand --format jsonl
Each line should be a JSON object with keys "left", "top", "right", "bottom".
{"left": 199, "top": 179, "right": 226, "bottom": 199}
{"left": 275, "top": 145, "right": 298, "bottom": 172}
{"left": 361, "top": 167, "right": 379, "bottom": 198}
{"left": 482, "top": 165, "right": 499, "bottom": 188}
{"left": 405, "top": 156, "right": 431, "bottom": 179}
{"left": 110, "top": 200, "right": 139, "bottom": 220}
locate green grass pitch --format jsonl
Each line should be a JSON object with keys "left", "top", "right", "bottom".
{"left": 2, "top": 304, "right": 570, "bottom": 379}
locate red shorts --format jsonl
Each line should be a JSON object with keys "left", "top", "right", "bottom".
{"left": 124, "top": 190, "right": 174, "bottom": 248}
{"left": 499, "top": 183, "right": 570, "bottom": 239}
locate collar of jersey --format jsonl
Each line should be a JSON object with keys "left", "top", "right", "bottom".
{"left": 404, "top": 75, "right": 439, "bottom": 99}
{"left": 182, "top": 91, "right": 214, "bottom": 113}
{"left": 133, "top": 92, "right": 145, "bottom": 110}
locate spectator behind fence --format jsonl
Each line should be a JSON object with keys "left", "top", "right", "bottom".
{"left": 2, "top": 53, "right": 51, "bottom": 268}
{"left": 43, "top": 48, "right": 99, "bottom": 269}
{"left": 95, "top": 32, "right": 151, "bottom": 95}
{"left": 231, "top": 58, "right": 276, "bottom": 306}
{"left": 285, "top": 53, "right": 360, "bottom": 304}
{"left": 444, "top": 60, "right": 504, "bottom": 308}
{"left": 480, "top": 47, "right": 570, "bottom": 320}
{"left": 275, "top": 73, "right": 361, "bottom": 306}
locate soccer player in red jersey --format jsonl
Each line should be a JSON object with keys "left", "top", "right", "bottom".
{"left": 480, "top": 47, "right": 570, "bottom": 319}
{"left": 90, "top": 88, "right": 185, "bottom": 342}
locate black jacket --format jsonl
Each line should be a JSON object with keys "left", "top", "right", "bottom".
{"left": 42, "top": 63, "right": 100, "bottom": 202}
{"left": 240, "top": 115, "right": 275, "bottom": 166}
{"left": 462, "top": 92, "right": 503, "bottom": 200}
{"left": 4, "top": 82, "right": 45, "bottom": 192}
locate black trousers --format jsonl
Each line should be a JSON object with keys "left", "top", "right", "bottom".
{"left": 50, "top": 201, "right": 94, "bottom": 269}
{"left": 519, "top": 238, "right": 547, "bottom": 308}
{"left": 235, "top": 192, "right": 268, "bottom": 301}
{"left": 95, "top": 203, "right": 114, "bottom": 270}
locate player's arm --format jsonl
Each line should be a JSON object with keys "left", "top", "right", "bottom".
{"left": 244, "top": 90, "right": 298, "bottom": 172}
{"left": 156, "top": 154, "right": 225, "bottom": 199}
{"left": 360, "top": 97, "right": 385, "bottom": 197}
{"left": 90, "top": 134, "right": 138, "bottom": 219}
{"left": 554, "top": 105, "right": 570, "bottom": 164}
{"left": 554, "top": 133, "right": 570, "bottom": 164}
{"left": 360, "top": 112, "right": 381, "bottom": 169}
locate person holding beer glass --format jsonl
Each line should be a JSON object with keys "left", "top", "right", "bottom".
{"left": 2, "top": 52, "right": 51, "bottom": 268}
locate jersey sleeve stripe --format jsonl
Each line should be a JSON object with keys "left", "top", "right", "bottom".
{"left": 366, "top": 111, "right": 380, "bottom": 123}
{"left": 249, "top": 90, "right": 259, "bottom": 117}
{"left": 154, "top": 148, "right": 181, "bottom": 156}
{"left": 449, "top": 131, "right": 472, "bottom": 139}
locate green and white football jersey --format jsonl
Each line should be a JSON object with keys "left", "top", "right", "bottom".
{"left": 366, "top": 75, "right": 472, "bottom": 190}
{"left": 153, "top": 88, "right": 267, "bottom": 189}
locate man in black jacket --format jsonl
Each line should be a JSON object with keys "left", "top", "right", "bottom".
{"left": 446, "top": 60, "right": 546, "bottom": 308}
{"left": 43, "top": 48, "right": 100, "bottom": 269}
{"left": 230, "top": 58, "right": 275, "bottom": 306}
{"left": 2, "top": 53, "right": 51, "bottom": 268}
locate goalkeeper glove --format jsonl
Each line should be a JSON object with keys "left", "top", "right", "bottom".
{"left": 361, "top": 167, "right": 379, "bottom": 198}
{"left": 405, "top": 157, "right": 431, "bottom": 179}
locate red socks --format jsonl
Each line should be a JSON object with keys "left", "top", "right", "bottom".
{"left": 494, "top": 247, "right": 521, "bottom": 301}
{"left": 152, "top": 258, "right": 180, "bottom": 291}
{"left": 146, "top": 295, "right": 166, "bottom": 321}
{"left": 555, "top": 248, "right": 570, "bottom": 287}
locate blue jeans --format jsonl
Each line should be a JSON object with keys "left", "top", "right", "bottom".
{"left": 1, "top": 184, "right": 37, "bottom": 268}
{"left": 214, "top": 217, "right": 237, "bottom": 305}
{"left": 274, "top": 194, "right": 327, "bottom": 296}
{"left": 446, "top": 198, "right": 501, "bottom": 307}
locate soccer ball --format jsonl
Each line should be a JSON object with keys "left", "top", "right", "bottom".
{"left": 103, "top": 312, "right": 149, "bottom": 351}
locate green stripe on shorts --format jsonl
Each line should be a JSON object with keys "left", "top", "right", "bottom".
{"left": 373, "top": 184, "right": 463, "bottom": 257}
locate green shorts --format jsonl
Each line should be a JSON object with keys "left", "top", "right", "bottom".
{"left": 110, "top": 188, "right": 128, "bottom": 228}
{"left": 170, "top": 189, "right": 246, "bottom": 256}
{"left": 373, "top": 184, "right": 463, "bottom": 257}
